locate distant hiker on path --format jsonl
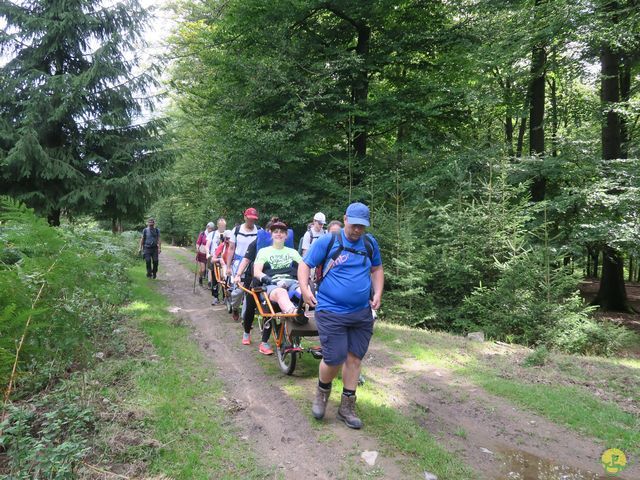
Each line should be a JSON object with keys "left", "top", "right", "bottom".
{"left": 300, "top": 212, "right": 327, "bottom": 255}
{"left": 298, "top": 202, "right": 384, "bottom": 429}
{"left": 139, "top": 218, "right": 161, "bottom": 279}
{"left": 196, "top": 222, "right": 215, "bottom": 286}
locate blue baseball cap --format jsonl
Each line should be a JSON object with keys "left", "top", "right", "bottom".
{"left": 345, "top": 202, "right": 370, "bottom": 227}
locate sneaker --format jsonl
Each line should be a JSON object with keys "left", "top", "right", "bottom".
{"left": 337, "top": 394, "right": 362, "bottom": 429}
{"left": 242, "top": 333, "right": 251, "bottom": 345}
{"left": 232, "top": 309, "right": 240, "bottom": 321}
{"left": 152, "top": 273, "right": 157, "bottom": 279}
{"left": 146, "top": 273, "right": 152, "bottom": 278}
{"left": 211, "top": 298, "right": 220, "bottom": 306}
{"left": 198, "top": 277, "right": 203, "bottom": 286}
{"left": 312, "top": 385, "right": 331, "bottom": 420}
{"left": 259, "top": 342, "right": 273, "bottom": 355}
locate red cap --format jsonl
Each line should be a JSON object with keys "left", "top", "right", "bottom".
{"left": 244, "top": 207, "right": 259, "bottom": 219}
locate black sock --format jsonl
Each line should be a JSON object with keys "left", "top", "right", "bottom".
{"left": 319, "top": 380, "right": 332, "bottom": 390}
{"left": 342, "top": 388, "right": 356, "bottom": 397}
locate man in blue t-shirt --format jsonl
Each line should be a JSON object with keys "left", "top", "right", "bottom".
{"left": 298, "top": 202, "right": 384, "bottom": 429}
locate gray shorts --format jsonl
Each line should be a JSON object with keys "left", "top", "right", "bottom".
{"left": 266, "top": 278, "right": 299, "bottom": 297}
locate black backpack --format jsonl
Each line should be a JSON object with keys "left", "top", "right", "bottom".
{"left": 142, "top": 227, "right": 160, "bottom": 248}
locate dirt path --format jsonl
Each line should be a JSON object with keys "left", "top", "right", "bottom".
{"left": 156, "top": 247, "right": 637, "bottom": 479}
{"left": 157, "top": 248, "right": 406, "bottom": 479}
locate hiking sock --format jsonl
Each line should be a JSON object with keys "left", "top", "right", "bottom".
{"left": 342, "top": 388, "right": 356, "bottom": 397}
{"left": 319, "top": 380, "right": 332, "bottom": 390}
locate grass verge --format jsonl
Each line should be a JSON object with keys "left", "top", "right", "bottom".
{"left": 120, "top": 264, "right": 266, "bottom": 479}
{"left": 374, "top": 322, "right": 640, "bottom": 455}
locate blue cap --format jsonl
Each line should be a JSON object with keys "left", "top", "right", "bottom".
{"left": 345, "top": 202, "right": 370, "bottom": 227}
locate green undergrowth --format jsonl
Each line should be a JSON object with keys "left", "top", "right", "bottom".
{"left": 261, "top": 343, "right": 478, "bottom": 479}
{"left": 374, "top": 322, "right": 640, "bottom": 455}
{"left": 0, "top": 198, "right": 136, "bottom": 398}
{"left": 122, "top": 264, "right": 266, "bottom": 479}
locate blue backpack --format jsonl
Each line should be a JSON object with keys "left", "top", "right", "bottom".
{"left": 256, "top": 229, "right": 295, "bottom": 250}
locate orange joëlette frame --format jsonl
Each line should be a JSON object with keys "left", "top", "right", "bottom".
{"left": 238, "top": 284, "right": 301, "bottom": 348}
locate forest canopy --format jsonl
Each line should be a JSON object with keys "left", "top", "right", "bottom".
{"left": 155, "top": 0, "right": 639, "bottom": 353}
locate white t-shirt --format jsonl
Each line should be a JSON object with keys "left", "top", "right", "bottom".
{"left": 208, "top": 229, "right": 226, "bottom": 254}
{"left": 301, "top": 228, "right": 326, "bottom": 252}
{"left": 231, "top": 224, "right": 259, "bottom": 258}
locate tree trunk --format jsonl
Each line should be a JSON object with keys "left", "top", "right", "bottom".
{"left": 516, "top": 113, "right": 527, "bottom": 157}
{"left": 352, "top": 23, "right": 370, "bottom": 168}
{"left": 47, "top": 209, "right": 61, "bottom": 227}
{"left": 619, "top": 55, "right": 631, "bottom": 159}
{"left": 629, "top": 256, "right": 634, "bottom": 282}
{"left": 592, "top": 248, "right": 599, "bottom": 279}
{"left": 111, "top": 218, "right": 123, "bottom": 233}
{"left": 601, "top": 44, "right": 621, "bottom": 161}
{"left": 549, "top": 76, "right": 558, "bottom": 158}
{"left": 505, "top": 79, "right": 514, "bottom": 156}
{"left": 529, "top": 36, "right": 546, "bottom": 200}
{"left": 594, "top": 19, "right": 630, "bottom": 312}
{"left": 593, "top": 247, "right": 629, "bottom": 311}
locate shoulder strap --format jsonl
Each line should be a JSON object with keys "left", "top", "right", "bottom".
{"left": 363, "top": 234, "right": 373, "bottom": 260}
{"left": 234, "top": 225, "right": 240, "bottom": 237}
{"left": 322, "top": 233, "right": 340, "bottom": 267}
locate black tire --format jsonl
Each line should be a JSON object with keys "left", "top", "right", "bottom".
{"left": 276, "top": 343, "right": 297, "bottom": 375}
{"left": 225, "top": 296, "right": 232, "bottom": 314}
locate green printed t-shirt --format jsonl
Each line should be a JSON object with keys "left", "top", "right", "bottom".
{"left": 255, "top": 246, "right": 303, "bottom": 280}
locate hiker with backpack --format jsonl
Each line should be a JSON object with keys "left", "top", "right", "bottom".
{"left": 299, "top": 212, "right": 327, "bottom": 256}
{"left": 139, "top": 218, "right": 161, "bottom": 279}
{"left": 327, "top": 220, "right": 342, "bottom": 234}
{"left": 227, "top": 208, "right": 260, "bottom": 321}
{"left": 298, "top": 202, "right": 384, "bottom": 430}
{"left": 207, "top": 217, "right": 227, "bottom": 304}
{"left": 195, "top": 222, "right": 215, "bottom": 287}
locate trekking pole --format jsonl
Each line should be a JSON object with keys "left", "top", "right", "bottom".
{"left": 192, "top": 234, "right": 198, "bottom": 294}
{"left": 193, "top": 260, "right": 197, "bottom": 294}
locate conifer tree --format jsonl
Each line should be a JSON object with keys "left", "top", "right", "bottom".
{"left": 0, "top": 0, "right": 167, "bottom": 225}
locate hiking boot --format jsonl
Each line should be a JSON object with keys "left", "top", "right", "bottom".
{"left": 242, "top": 333, "right": 251, "bottom": 345}
{"left": 198, "top": 277, "right": 203, "bottom": 286}
{"left": 146, "top": 273, "right": 152, "bottom": 278}
{"left": 259, "top": 342, "right": 273, "bottom": 355}
{"left": 152, "top": 273, "right": 157, "bottom": 279}
{"left": 311, "top": 385, "right": 331, "bottom": 420}
{"left": 337, "top": 394, "right": 362, "bottom": 429}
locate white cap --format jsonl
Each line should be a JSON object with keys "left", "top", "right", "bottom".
{"left": 313, "top": 212, "right": 326, "bottom": 224}
{"left": 206, "top": 222, "right": 215, "bottom": 228}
